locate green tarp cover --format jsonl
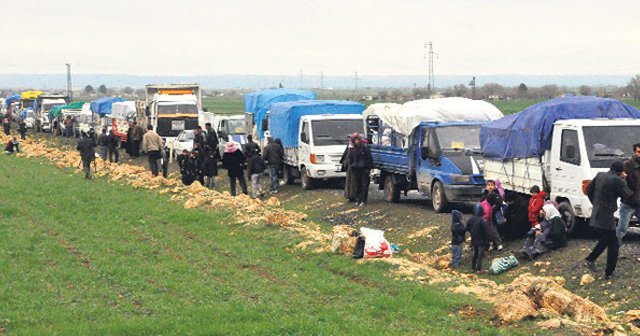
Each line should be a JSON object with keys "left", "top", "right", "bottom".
{"left": 50, "top": 101, "right": 85, "bottom": 118}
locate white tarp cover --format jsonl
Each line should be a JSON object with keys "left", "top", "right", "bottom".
{"left": 111, "top": 101, "right": 136, "bottom": 120}
{"left": 364, "top": 98, "right": 503, "bottom": 136}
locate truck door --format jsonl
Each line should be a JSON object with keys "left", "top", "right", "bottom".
{"left": 416, "top": 126, "right": 439, "bottom": 196}
{"left": 298, "top": 120, "right": 311, "bottom": 168}
{"left": 550, "top": 127, "right": 583, "bottom": 204}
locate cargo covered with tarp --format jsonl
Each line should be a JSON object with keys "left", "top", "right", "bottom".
{"left": 244, "top": 89, "right": 316, "bottom": 139}
{"left": 269, "top": 100, "right": 365, "bottom": 148}
{"left": 5, "top": 95, "right": 21, "bottom": 108}
{"left": 49, "top": 101, "right": 85, "bottom": 118}
{"left": 364, "top": 98, "right": 504, "bottom": 137}
{"left": 111, "top": 101, "right": 136, "bottom": 120}
{"left": 480, "top": 96, "right": 640, "bottom": 160}
{"left": 90, "top": 97, "right": 126, "bottom": 117}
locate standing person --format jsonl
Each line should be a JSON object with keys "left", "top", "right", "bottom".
{"left": 528, "top": 185, "right": 546, "bottom": 228}
{"left": 263, "top": 138, "right": 284, "bottom": 194}
{"left": 130, "top": 121, "right": 143, "bottom": 157}
{"left": 247, "top": 148, "right": 266, "bottom": 198}
{"left": 106, "top": 130, "right": 119, "bottom": 163}
{"left": 76, "top": 132, "right": 96, "bottom": 179}
{"left": 204, "top": 122, "right": 219, "bottom": 156}
{"left": 222, "top": 142, "right": 248, "bottom": 196}
{"left": 467, "top": 203, "right": 490, "bottom": 274}
{"left": 2, "top": 117, "right": 10, "bottom": 136}
{"left": 346, "top": 133, "right": 372, "bottom": 206}
{"left": 18, "top": 120, "right": 26, "bottom": 140}
{"left": 618, "top": 143, "right": 640, "bottom": 244}
{"left": 202, "top": 151, "right": 218, "bottom": 189}
{"left": 141, "top": 125, "right": 163, "bottom": 176}
{"left": 98, "top": 128, "right": 108, "bottom": 161}
{"left": 126, "top": 121, "right": 134, "bottom": 157}
{"left": 193, "top": 126, "right": 207, "bottom": 153}
{"left": 161, "top": 144, "right": 169, "bottom": 178}
{"left": 584, "top": 161, "right": 633, "bottom": 280}
{"left": 450, "top": 210, "right": 466, "bottom": 268}
{"left": 244, "top": 134, "right": 261, "bottom": 158}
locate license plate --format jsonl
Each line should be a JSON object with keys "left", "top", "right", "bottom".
{"left": 171, "top": 120, "right": 185, "bottom": 131}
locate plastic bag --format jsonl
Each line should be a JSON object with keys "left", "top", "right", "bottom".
{"left": 360, "top": 227, "right": 392, "bottom": 258}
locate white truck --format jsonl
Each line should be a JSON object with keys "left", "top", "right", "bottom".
{"left": 35, "top": 94, "right": 67, "bottom": 132}
{"left": 267, "top": 100, "right": 365, "bottom": 189}
{"left": 482, "top": 97, "right": 640, "bottom": 233}
{"left": 215, "top": 115, "right": 246, "bottom": 157}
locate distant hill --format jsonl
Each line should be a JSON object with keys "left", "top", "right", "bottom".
{"left": 0, "top": 73, "right": 632, "bottom": 90}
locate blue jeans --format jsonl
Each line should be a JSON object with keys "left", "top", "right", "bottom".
{"left": 617, "top": 203, "right": 639, "bottom": 243}
{"left": 269, "top": 166, "right": 279, "bottom": 191}
{"left": 100, "top": 146, "right": 108, "bottom": 161}
{"left": 450, "top": 244, "right": 462, "bottom": 267}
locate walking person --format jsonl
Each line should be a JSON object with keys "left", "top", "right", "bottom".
{"left": 244, "top": 134, "right": 261, "bottom": 158}
{"left": 131, "top": 121, "right": 143, "bottom": 157}
{"left": 467, "top": 203, "right": 490, "bottom": 274}
{"left": 106, "top": 130, "right": 119, "bottom": 163}
{"left": 584, "top": 161, "right": 633, "bottom": 280}
{"left": 77, "top": 131, "right": 96, "bottom": 179}
{"left": 450, "top": 210, "right": 466, "bottom": 268}
{"left": 141, "top": 125, "right": 163, "bottom": 176}
{"left": 346, "top": 133, "right": 372, "bottom": 206}
{"left": 618, "top": 143, "right": 640, "bottom": 244}
{"left": 202, "top": 150, "right": 218, "bottom": 189}
{"left": 263, "top": 138, "right": 284, "bottom": 194}
{"left": 222, "top": 142, "right": 248, "bottom": 196}
{"left": 18, "top": 120, "right": 26, "bottom": 140}
{"left": 2, "top": 117, "right": 10, "bottom": 136}
{"left": 247, "top": 147, "right": 266, "bottom": 198}
{"left": 98, "top": 128, "right": 108, "bottom": 161}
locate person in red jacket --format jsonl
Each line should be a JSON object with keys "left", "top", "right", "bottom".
{"left": 528, "top": 185, "right": 547, "bottom": 228}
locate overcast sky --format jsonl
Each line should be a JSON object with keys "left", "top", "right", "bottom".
{"left": 1, "top": 0, "right": 639, "bottom": 76}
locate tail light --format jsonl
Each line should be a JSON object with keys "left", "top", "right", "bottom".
{"left": 310, "top": 154, "right": 317, "bottom": 164}
{"left": 582, "top": 180, "right": 591, "bottom": 195}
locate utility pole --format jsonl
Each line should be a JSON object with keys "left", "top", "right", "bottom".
{"left": 425, "top": 42, "right": 435, "bottom": 94}
{"left": 469, "top": 76, "right": 476, "bottom": 99}
{"left": 65, "top": 63, "right": 72, "bottom": 101}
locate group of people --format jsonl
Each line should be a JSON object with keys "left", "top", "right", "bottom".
{"left": 2, "top": 115, "right": 27, "bottom": 140}
{"left": 177, "top": 125, "right": 220, "bottom": 188}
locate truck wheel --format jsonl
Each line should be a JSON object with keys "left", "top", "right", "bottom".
{"left": 301, "top": 167, "right": 314, "bottom": 190}
{"left": 558, "top": 201, "right": 576, "bottom": 235}
{"left": 384, "top": 175, "right": 401, "bottom": 203}
{"left": 432, "top": 181, "right": 449, "bottom": 213}
{"left": 282, "top": 165, "right": 294, "bottom": 185}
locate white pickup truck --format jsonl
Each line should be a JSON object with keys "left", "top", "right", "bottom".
{"left": 484, "top": 118, "right": 640, "bottom": 233}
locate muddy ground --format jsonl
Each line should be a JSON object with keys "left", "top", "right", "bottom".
{"left": 29, "top": 131, "right": 640, "bottom": 315}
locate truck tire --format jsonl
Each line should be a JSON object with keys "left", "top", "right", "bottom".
{"left": 384, "top": 175, "right": 401, "bottom": 203}
{"left": 301, "top": 166, "right": 314, "bottom": 190}
{"left": 432, "top": 181, "right": 449, "bottom": 213}
{"left": 282, "top": 165, "right": 294, "bottom": 185}
{"left": 558, "top": 201, "right": 576, "bottom": 235}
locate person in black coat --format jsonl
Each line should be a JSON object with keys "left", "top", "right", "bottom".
{"left": 177, "top": 150, "right": 194, "bottom": 185}
{"left": 77, "top": 132, "right": 96, "bottom": 179}
{"left": 501, "top": 192, "right": 531, "bottom": 239}
{"left": 190, "top": 150, "right": 205, "bottom": 186}
{"left": 18, "top": 121, "right": 27, "bottom": 140}
{"left": 202, "top": 151, "right": 218, "bottom": 189}
{"left": 585, "top": 161, "right": 633, "bottom": 279}
{"left": 244, "top": 134, "right": 261, "bottom": 158}
{"left": 2, "top": 117, "right": 10, "bottom": 136}
{"left": 106, "top": 130, "right": 119, "bottom": 163}
{"left": 450, "top": 210, "right": 466, "bottom": 268}
{"left": 204, "top": 122, "right": 219, "bottom": 156}
{"left": 222, "top": 142, "right": 248, "bottom": 196}
{"left": 467, "top": 203, "right": 490, "bottom": 273}
{"left": 346, "top": 133, "right": 372, "bottom": 206}
{"left": 263, "top": 138, "right": 285, "bottom": 193}
{"left": 193, "top": 127, "right": 207, "bottom": 154}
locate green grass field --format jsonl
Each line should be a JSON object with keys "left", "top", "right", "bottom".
{"left": 0, "top": 155, "right": 519, "bottom": 335}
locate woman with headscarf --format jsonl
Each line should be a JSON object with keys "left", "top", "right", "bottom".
{"left": 222, "top": 141, "right": 248, "bottom": 196}
{"left": 520, "top": 203, "right": 567, "bottom": 260}
{"left": 346, "top": 133, "right": 372, "bottom": 206}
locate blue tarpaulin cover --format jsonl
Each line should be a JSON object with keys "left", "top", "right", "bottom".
{"left": 244, "top": 89, "right": 316, "bottom": 139}
{"left": 90, "top": 97, "right": 126, "bottom": 116}
{"left": 480, "top": 96, "right": 640, "bottom": 160}
{"left": 5, "top": 95, "right": 21, "bottom": 108}
{"left": 269, "top": 100, "right": 364, "bottom": 148}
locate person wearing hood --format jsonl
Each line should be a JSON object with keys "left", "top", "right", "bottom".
{"left": 346, "top": 133, "right": 372, "bottom": 206}
{"left": 480, "top": 191, "right": 504, "bottom": 251}
{"left": 77, "top": 131, "right": 96, "bottom": 179}
{"left": 222, "top": 141, "right": 248, "bottom": 196}
{"left": 520, "top": 203, "right": 567, "bottom": 260}
{"left": 528, "top": 185, "right": 547, "bottom": 228}
{"left": 263, "top": 138, "right": 285, "bottom": 194}
{"left": 502, "top": 192, "right": 530, "bottom": 239}
{"left": 450, "top": 210, "right": 466, "bottom": 268}
{"left": 467, "top": 203, "right": 490, "bottom": 273}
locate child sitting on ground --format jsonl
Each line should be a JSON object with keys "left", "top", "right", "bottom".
{"left": 5, "top": 137, "right": 19, "bottom": 154}
{"left": 450, "top": 210, "right": 466, "bottom": 268}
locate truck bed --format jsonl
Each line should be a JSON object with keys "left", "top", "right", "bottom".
{"left": 369, "top": 144, "right": 411, "bottom": 175}
{"left": 483, "top": 157, "right": 546, "bottom": 194}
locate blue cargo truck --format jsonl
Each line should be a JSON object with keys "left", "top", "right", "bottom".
{"left": 364, "top": 99, "right": 503, "bottom": 212}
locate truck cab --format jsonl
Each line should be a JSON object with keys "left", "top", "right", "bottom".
{"left": 216, "top": 115, "right": 246, "bottom": 158}
{"left": 38, "top": 98, "right": 67, "bottom": 132}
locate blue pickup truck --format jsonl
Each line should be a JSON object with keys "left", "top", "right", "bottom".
{"left": 363, "top": 99, "right": 503, "bottom": 212}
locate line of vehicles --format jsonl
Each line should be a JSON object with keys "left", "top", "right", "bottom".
{"left": 5, "top": 85, "right": 640, "bottom": 232}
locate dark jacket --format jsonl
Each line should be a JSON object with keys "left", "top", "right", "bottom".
{"left": 467, "top": 204, "right": 490, "bottom": 247}
{"left": 347, "top": 144, "right": 372, "bottom": 171}
{"left": 107, "top": 134, "right": 119, "bottom": 150}
{"left": 503, "top": 192, "right": 531, "bottom": 239}
{"left": 205, "top": 128, "right": 219, "bottom": 156}
{"left": 222, "top": 150, "right": 246, "bottom": 177}
{"left": 177, "top": 154, "right": 190, "bottom": 174}
{"left": 623, "top": 158, "right": 640, "bottom": 207}
{"left": 194, "top": 132, "right": 207, "bottom": 152}
{"left": 76, "top": 138, "right": 96, "bottom": 161}
{"left": 262, "top": 140, "right": 284, "bottom": 169}
{"left": 586, "top": 170, "right": 633, "bottom": 231}
{"left": 98, "top": 134, "right": 108, "bottom": 146}
{"left": 244, "top": 140, "right": 261, "bottom": 158}
{"left": 18, "top": 122, "right": 26, "bottom": 133}
{"left": 202, "top": 155, "right": 218, "bottom": 177}
{"left": 248, "top": 153, "right": 266, "bottom": 175}
{"left": 451, "top": 210, "right": 466, "bottom": 245}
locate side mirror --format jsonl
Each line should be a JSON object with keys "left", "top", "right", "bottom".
{"left": 301, "top": 132, "right": 307, "bottom": 143}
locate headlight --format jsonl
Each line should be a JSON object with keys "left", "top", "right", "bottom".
{"left": 451, "top": 174, "right": 471, "bottom": 183}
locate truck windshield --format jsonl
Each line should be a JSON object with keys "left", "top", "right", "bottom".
{"left": 22, "top": 100, "right": 35, "bottom": 109}
{"left": 158, "top": 104, "right": 197, "bottom": 115}
{"left": 227, "top": 119, "right": 245, "bottom": 134}
{"left": 434, "top": 125, "right": 481, "bottom": 152}
{"left": 43, "top": 103, "right": 59, "bottom": 112}
{"left": 77, "top": 115, "right": 91, "bottom": 124}
{"left": 583, "top": 126, "right": 640, "bottom": 168}
{"left": 311, "top": 119, "right": 363, "bottom": 146}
